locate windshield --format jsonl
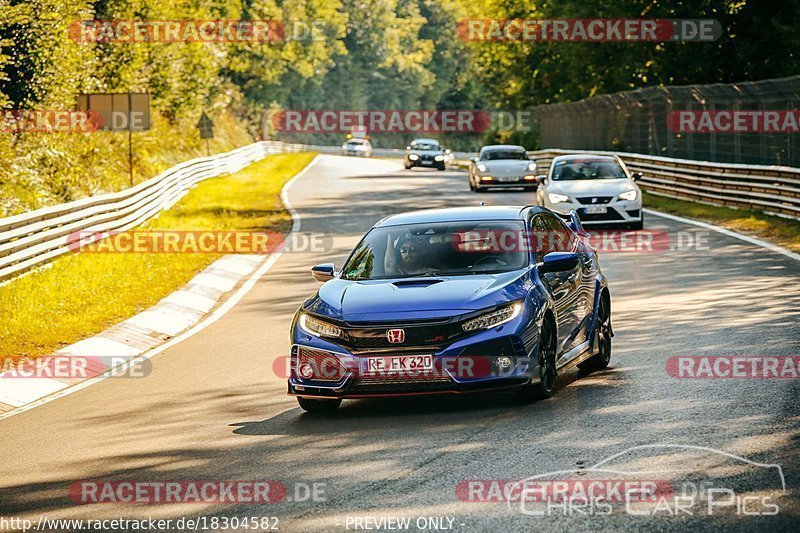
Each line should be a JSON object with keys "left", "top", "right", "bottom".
{"left": 552, "top": 158, "right": 627, "bottom": 180}
{"left": 410, "top": 141, "right": 439, "bottom": 151}
{"left": 347, "top": 139, "right": 367, "bottom": 145}
{"left": 341, "top": 220, "right": 529, "bottom": 280}
{"left": 481, "top": 149, "right": 527, "bottom": 161}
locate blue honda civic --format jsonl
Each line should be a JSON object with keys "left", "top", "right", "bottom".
{"left": 288, "top": 205, "right": 612, "bottom": 412}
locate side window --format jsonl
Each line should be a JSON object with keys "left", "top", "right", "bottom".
{"left": 530, "top": 216, "right": 552, "bottom": 256}
{"left": 542, "top": 215, "right": 572, "bottom": 253}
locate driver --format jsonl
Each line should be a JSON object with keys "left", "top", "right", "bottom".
{"left": 396, "top": 236, "right": 438, "bottom": 275}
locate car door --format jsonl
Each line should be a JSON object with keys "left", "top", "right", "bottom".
{"left": 533, "top": 214, "right": 582, "bottom": 356}
{"left": 574, "top": 233, "right": 600, "bottom": 346}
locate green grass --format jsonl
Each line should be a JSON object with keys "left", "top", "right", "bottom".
{"left": 643, "top": 192, "right": 800, "bottom": 253}
{"left": 0, "top": 153, "right": 316, "bottom": 359}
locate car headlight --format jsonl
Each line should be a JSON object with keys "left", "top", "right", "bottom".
{"left": 409, "top": 154, "right": 419, "bottom": 160}
{"left": 435, "top": 155, "right": 444, "bottom": 161}
{"left": 462, "top": 303, "right": 522, "bottom": 332}
{"left": 477, "top": 163, "right": 487, "bottom": 172}
{"left": 299, "top": 313, "right": 342, "bottom": 338}
{"left": 618, "top": 190, "right": 638, "bottom": 201}
{"left": 548, "top": 193, "right": 570, "bottom": 203}
{"left": 527, "top": 162, "right": 537, "bottom": 171}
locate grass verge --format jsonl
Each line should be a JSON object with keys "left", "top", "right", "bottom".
{"left": 0, "top": 152, "right": 316, "bottom": 359}
{"left": 643, "top": 192, "right": 800, "bottom": 254}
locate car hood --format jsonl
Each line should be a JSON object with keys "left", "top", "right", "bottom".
{"left": 548, "top": 178, "right": 636, "bottom": 197}
{"left": 482, "top": 160, "right": 533, "bottom": 176}
{"left": 304, "top": 271, "right": 530, "bottom": 322}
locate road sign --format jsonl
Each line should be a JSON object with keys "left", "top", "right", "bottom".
{"left": 76, "top": 93, "right": 150, "bottom": 131}
{"left": 198, "top": 112, "right": 214, "bottom": 139}
{"left": 76, "top": 92, "right": 151, "bottom": 186}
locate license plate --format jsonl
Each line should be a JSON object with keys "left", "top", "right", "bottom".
{"left": 584, "top": 206, "right": 607, "bottom": 214}
{"left": 498, "top": 176, "right": 518, "bottom": 182}
{"left": 363, "top": 355, "right": 433, "bottom": 374}
{"left": 421, "top": 160, "right": 433, "bottom": 165}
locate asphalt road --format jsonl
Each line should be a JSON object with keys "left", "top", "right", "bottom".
{"left": 1, "top": 155, "right": 799, "bottom": 532}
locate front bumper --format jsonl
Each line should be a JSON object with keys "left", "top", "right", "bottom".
{"left": 550, "top": 200, "right": 642, "bottom": 226}
{"left": 477, "top": 176, "right": 537, "bottom": 188}
{"left": 288, "top": 314, "right": 538, "bottom": 398}
{"left": 408, "top": 158, "right": 444, "bottom": 167}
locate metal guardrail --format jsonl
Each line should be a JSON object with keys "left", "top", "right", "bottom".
{"left": 0, "top": 141, "right": 304, "bottom": 283}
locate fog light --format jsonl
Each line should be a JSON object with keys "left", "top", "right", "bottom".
{"left": 523, "top": 175, "right": 536, "bottom": 181}
{"left": 298, "top": 362, "right": 314, "bottom": 379}
{"left": 496, "top": 356, "right": 513, "bottom": 370}
{"left": 480, "top": 176, "right": 493, "bottom": 181}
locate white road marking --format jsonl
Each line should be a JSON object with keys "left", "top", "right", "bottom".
{"left": 644, "top": 208, "right": 800, "bottom": 263}
{"left": 55, "top": 337, "right": 141, "bottom": 358}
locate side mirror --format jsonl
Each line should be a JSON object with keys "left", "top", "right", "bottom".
{"left": 311, "top": 263, "right": 335, "bottom": 282}
{"left": 632, "top": 171, "right": 643, "bottom": 182}
{"left": 405, "top": 146, "right": 411, "bottom": 151}
{"left": 538, "top": 252, "right": 579, "bottom": 274}
{"left": 470, "top": 156, "right": 479, "bottom": 164}
{"left": 535, "top": 174, "right": 547, "bottom": 184}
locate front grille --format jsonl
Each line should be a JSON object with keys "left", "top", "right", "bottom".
{"left": 295, "top": 346, "right": 347, "bottom": 381}
{"left": 339, "top": 319, "right": 467, "bottom": 352}
{"left": 576, "top": 196, "right": 613, "bottom": 205}
{"left": 578, "top": 208, "right": 624, "bottom": 222}
{"left": 349, "top": 376, "right": 454, "bottom": 394}
{"left": 354, "top": 374, "right": 452, "bottom": 386}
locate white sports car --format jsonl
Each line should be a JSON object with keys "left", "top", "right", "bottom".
{"left": 535, "top": 154, "right": 644, "bottom": 230}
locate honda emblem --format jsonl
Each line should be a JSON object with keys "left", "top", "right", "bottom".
{"left": 387, "top": 329, "right": 405, "bottom": 344}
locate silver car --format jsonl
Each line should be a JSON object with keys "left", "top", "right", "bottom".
{"left": 341, "top": 138, "right": 373, "bottom": 157}
{"left": 469, "top": 145, "right": 538, "bottom": 192}
{"left": 535, "top": 154, "right": 644, "bottom": 230}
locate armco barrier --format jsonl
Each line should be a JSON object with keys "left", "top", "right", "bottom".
{"left": 0, "top": 141, "right": 304, "bottom": 283}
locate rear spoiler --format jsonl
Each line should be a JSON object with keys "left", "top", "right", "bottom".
{"left": 557, "top": 210, "right": 588, "bottom": 235}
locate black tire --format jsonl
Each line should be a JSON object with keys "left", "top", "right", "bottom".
{"left": 524, "top": 186, "right": 537, "bottom": 191}
{"left": 297, "top": 397, "right": 342, "bottom": 413}
{"left": 469, "top": 179, "right": 475, "bottom": 191}
{"left": 579, "top": 292, "right": 612, "bottom": 372}
{"left": 437, "top": 163, "right": 446, "bottom": 171}
{"left": 628, "top": 216, "right": 644, "bottom": 230}
{"left": 523, "top": 316, "right": 557, "bottom": 400}
{"left": 404, "top": 164, "right": 411, "bottom": 170}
